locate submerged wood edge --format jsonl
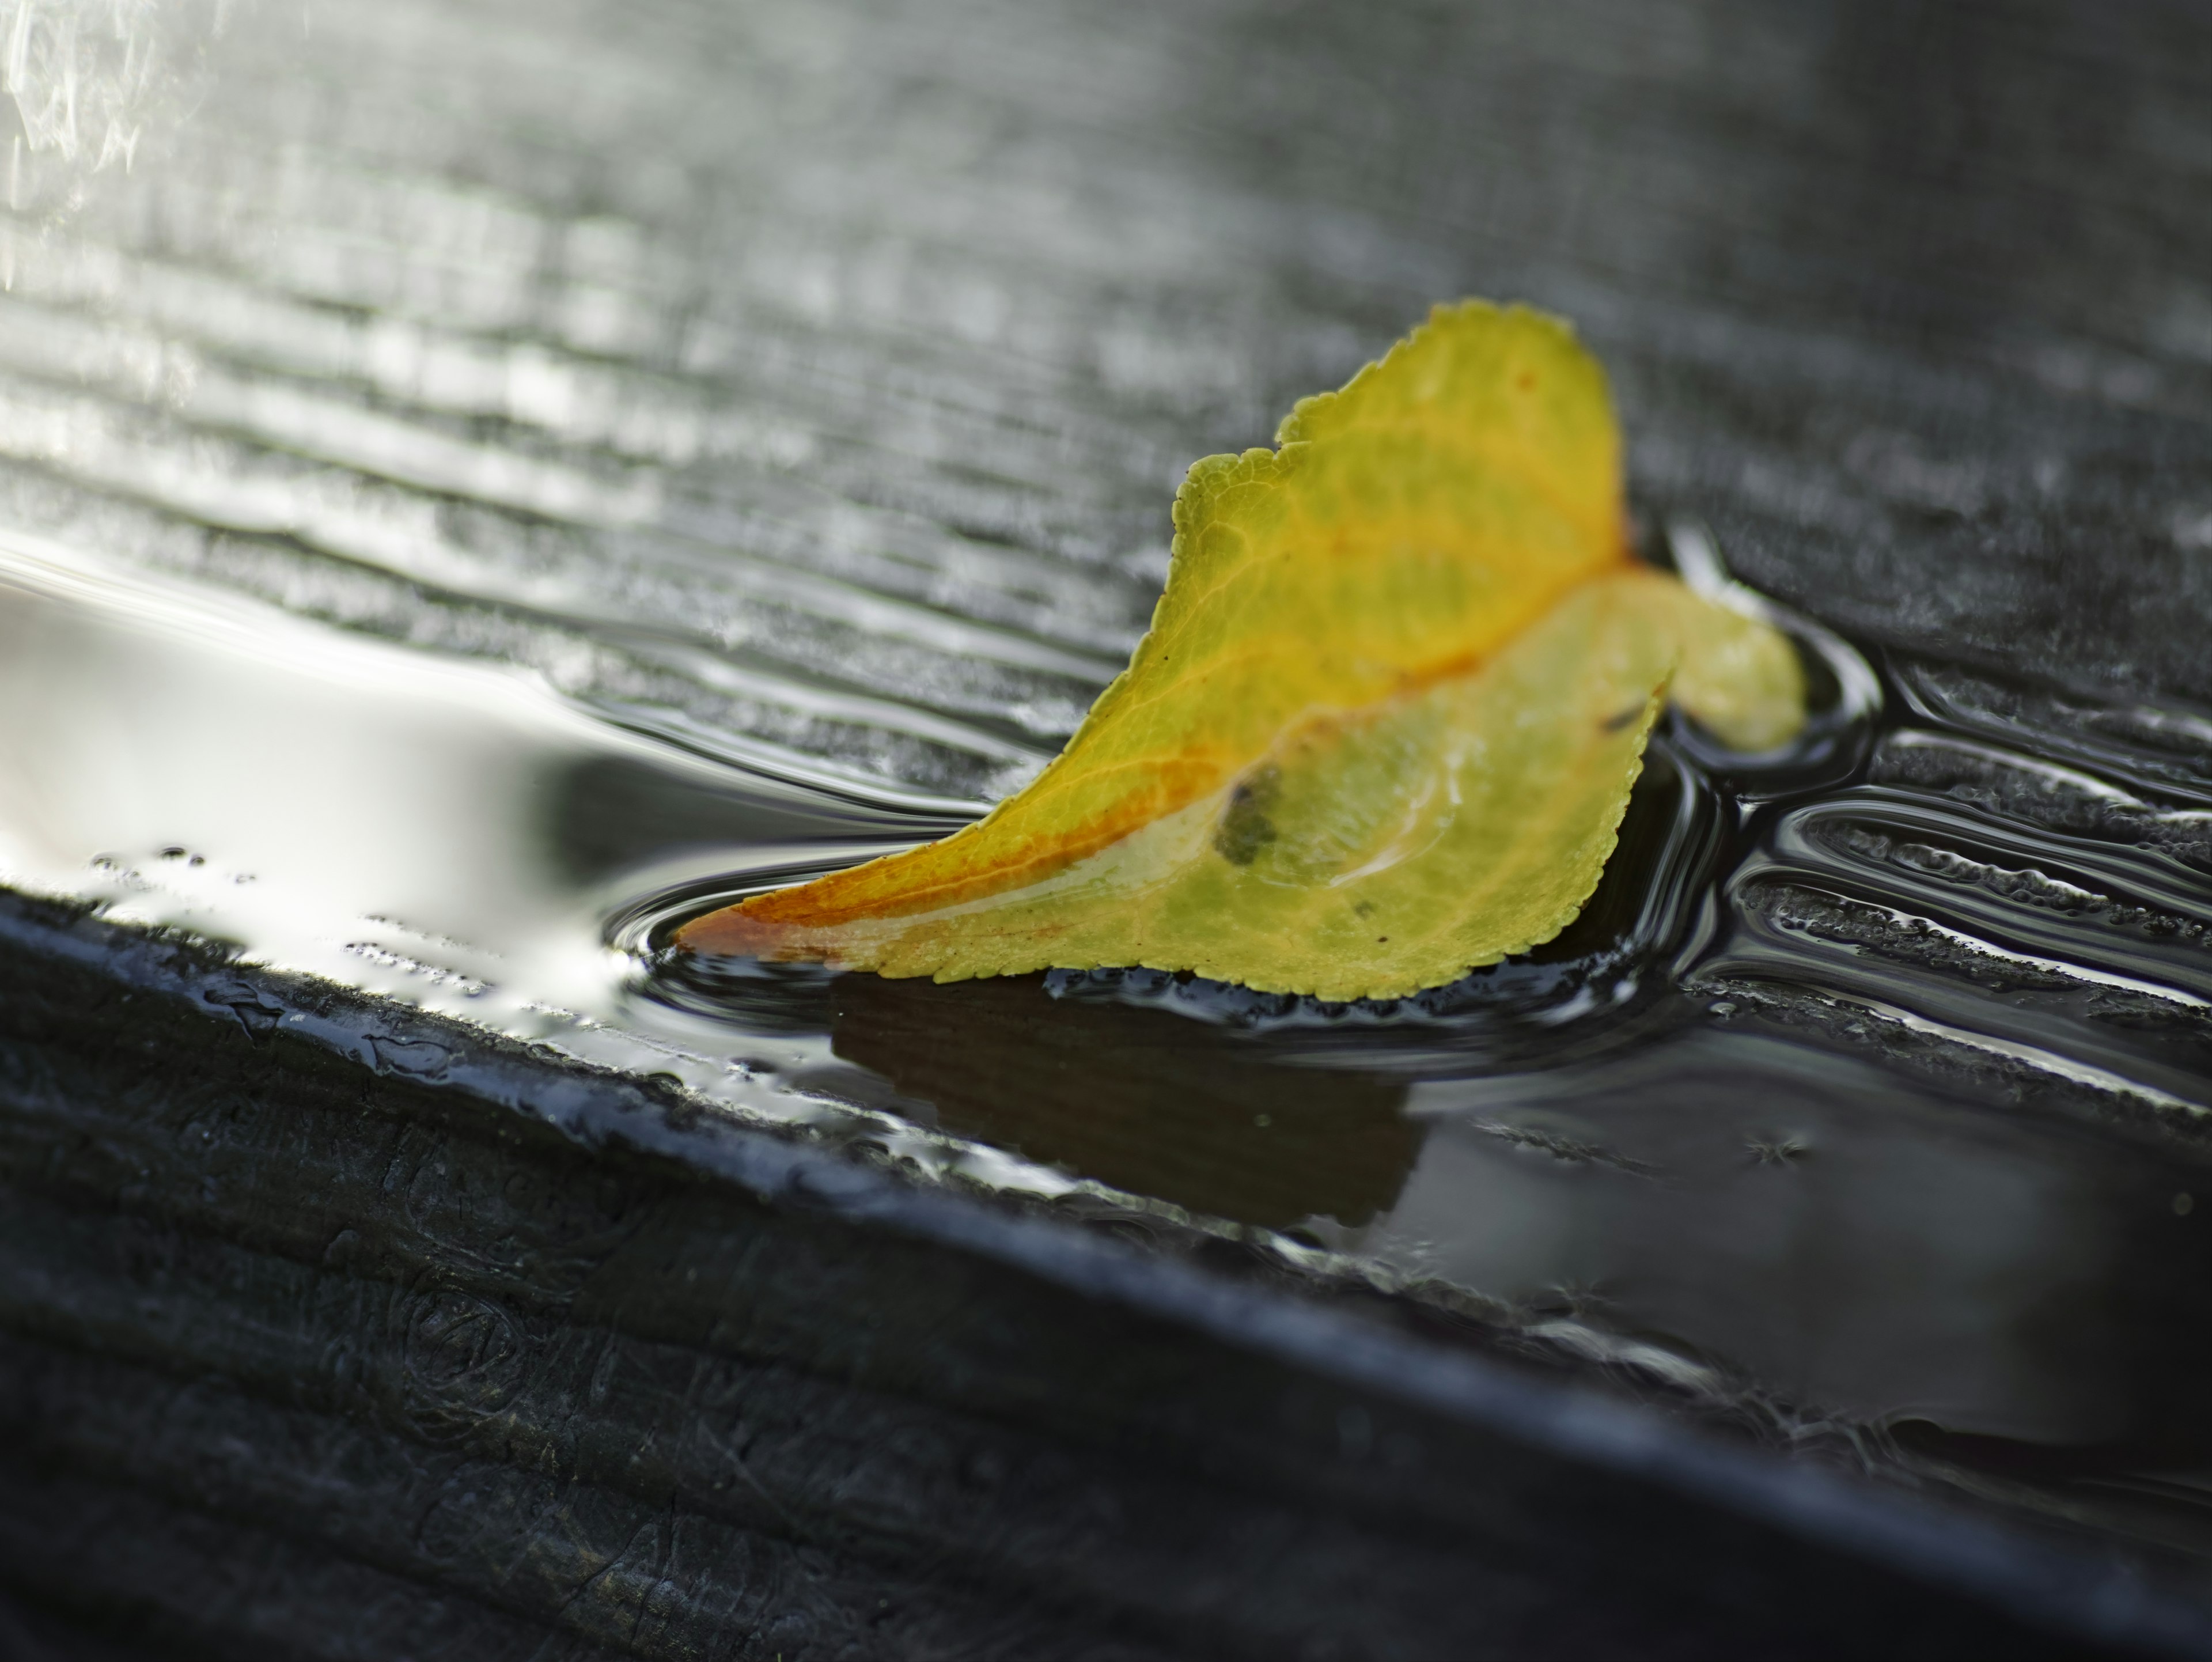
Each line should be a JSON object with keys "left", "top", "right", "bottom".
{"left": 0, "top": 885, "right": 2200, "bottom": 1659}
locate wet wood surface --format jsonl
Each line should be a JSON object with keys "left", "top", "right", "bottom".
{"left": 1, "top": 0, "right": 2209, "bottom": 1656}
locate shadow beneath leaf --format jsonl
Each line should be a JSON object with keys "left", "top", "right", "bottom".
{"left": 829, "top": 972, "right": 1422, "bottom": 1231}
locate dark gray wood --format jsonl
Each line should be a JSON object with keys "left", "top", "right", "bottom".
{"left": 1, "top": 889, "right": 2190, "bottom": 1661}
{"left": 1, "top": 0, "right": 2208, "bottom": 1656}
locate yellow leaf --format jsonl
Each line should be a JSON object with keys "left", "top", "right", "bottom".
{"left": 677, "top": 301, "right": 1805, "bottom": 999}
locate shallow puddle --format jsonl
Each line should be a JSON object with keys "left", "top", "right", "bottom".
{"left": 6, "top": 521, "right": 2212, "bottom": 1558}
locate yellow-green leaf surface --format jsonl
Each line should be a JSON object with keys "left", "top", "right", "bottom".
{"left": 678, "top": 301, "right": 1805, "bottom": 1000}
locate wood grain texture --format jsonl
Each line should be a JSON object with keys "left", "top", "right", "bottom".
{"left": 0, "top": 0, "right": 2207, "bottom": 1655}
{"left": 0, "top": 891, "right": 2156, "bottom": 1660}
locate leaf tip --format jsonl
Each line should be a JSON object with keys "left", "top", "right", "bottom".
{"left": 672, "top": 903, "right": 775, "bottom": 959}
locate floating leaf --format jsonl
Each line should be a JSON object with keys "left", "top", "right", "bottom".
{"left": 679, "top": 301, "right": 1804, "bottom": 1000}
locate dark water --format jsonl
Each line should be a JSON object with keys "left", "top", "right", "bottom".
{"left": 8, "top": 521, "right": 2212, "bottom": 1562}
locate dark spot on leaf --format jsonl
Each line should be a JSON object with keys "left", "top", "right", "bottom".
{"left": 1600, "top": 703, "right": 1643, "bottom": 732}
{"left": 1213, "top": 764, "right": 1282, "bottom": 865}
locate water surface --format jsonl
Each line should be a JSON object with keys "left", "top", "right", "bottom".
{"left": 7, "top": 520, "right": 2212, "bottom": 1561}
